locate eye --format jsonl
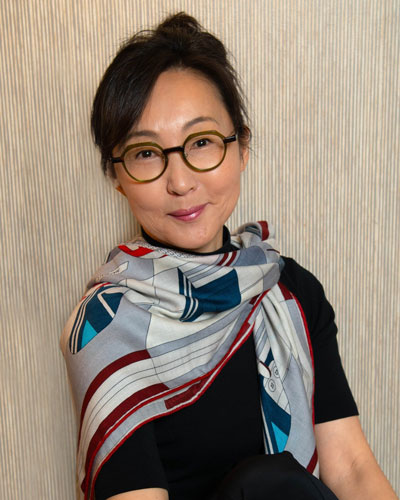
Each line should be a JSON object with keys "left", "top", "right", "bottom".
{"left": 193, "top": 137, "right": 211, "bottom": 148}
{"left": 124, "top": 145, "right": 163, "bottom": 166}
{"left": 136, "top": 149, "right": 155, "bottom": 159}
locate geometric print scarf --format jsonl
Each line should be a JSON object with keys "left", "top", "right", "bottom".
{"left": 60, "top": 221, "right": 317, "bottom": 499}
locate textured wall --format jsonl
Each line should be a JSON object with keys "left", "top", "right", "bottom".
{"left": 0, "top": 1, "right": 398, "bottom": 498}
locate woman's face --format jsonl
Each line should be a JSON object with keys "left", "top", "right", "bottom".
{"left": 114, "top": 69, "right": 248, "bottom": 253}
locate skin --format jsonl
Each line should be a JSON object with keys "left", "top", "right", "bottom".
{"left": 109, "top": 70, "right": 398, "bottom": 500}
{"left": 315, "top": 416, "right": 398, "bottom": 499}
{"left": 114, "top": 69, "right": 249, "bottom": 254}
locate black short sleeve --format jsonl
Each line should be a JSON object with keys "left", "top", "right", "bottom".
{"left": 279, "top": 257, "right": 358, "bottom": 423}
{"left": 94, "top": 422, "right": 168, "bottom": 500}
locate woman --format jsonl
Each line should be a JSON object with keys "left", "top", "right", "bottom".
{"left": 61, "top": 12, "right": 397, "bottom": 500}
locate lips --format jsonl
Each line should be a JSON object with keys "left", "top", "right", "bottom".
{"left": 168, "top": 204, "right": 207, "bottom": 221}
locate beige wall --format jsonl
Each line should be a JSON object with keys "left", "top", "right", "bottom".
{"left": 0, "top": 1, "right": 398, "bottom": 498}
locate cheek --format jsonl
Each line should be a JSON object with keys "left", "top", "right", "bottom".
{"left": 124, "top": 185, "right": 162, "bottom": 221}
{"left": 225, "top": 181, "right": 241, "bottom": 211}
{"left": 210, "top": 164, "right": 242, "bottom": 200}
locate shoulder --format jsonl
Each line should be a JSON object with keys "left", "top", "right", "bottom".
{"left": 279, "top": 257, "right": 337, "bottom": 345}
{"left": 280, "top": 257, "right": 325, "bottom": 296}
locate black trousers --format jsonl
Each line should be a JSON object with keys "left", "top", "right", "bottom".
{"left": 210, "top": 452, "right": 338, "bottom": 500}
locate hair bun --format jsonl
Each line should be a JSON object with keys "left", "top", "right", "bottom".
{"left": 156, "top": 12, "right": 201, "bottom": 35}
{"left": 156, "top": 12, "right": 226, "bottom": 60}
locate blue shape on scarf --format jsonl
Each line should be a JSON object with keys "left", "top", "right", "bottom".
{"left": 178, "top": 269, "right": 241, "bottom": 322}
{"left": 81, "top": 321, "right": 98, "bottom": 348}
{"left": 272, "top": 422, "right": 289, "bottom": 452}
{"left": 265, "top": 349, "right": 274, "bottom": 366}
{"left": 71, "top": 285, "right": 124, "bottom": 352}
{"left": 260, "top": 374, "right": 291, "bottom": 453}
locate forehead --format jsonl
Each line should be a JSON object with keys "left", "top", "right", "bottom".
{"left": 133, "top": 69, "right": 232, "bottom": 133}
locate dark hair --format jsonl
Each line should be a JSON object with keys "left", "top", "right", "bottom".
{"left": 91, "top": 12, "right": 249, "bottom": 177}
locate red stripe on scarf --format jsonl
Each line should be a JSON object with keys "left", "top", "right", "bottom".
{"left": 277, "top": 281, "right": 293, "bottom": 301}
{"left": 217, "top": 251, "right": 237, "bottom": 267}
{"left": 165, "top": 377, "right": 209, "bottom": 409}
{"left": 82, "top": 382, "right": 169, "bottom": 492}
{"left": 307, "top": 447, "right": 318, "bottom": 473}
{"left": 79, "top": 349, "right": 152, "bottom": 440}
{"left": 225, "top": 252, "right": 237, "bottom": 266}
{"left": 257, "top": 221, "right": 270, "bottom": 240}
{"left": 118, "top": 245, "right": 154, "bottom": 257}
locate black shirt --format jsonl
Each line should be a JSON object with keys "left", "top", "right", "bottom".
{"left": 95, "top": 232, "right": 358, "bottom": 500}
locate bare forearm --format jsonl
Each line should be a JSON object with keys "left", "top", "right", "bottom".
{"left": 316, "top": 417, "right": 398, "bottom": 500}
{"left": 107, "top": 488, "right": 169, "bottom": 500}
{"left": 321, "top": 447, "right": 398, "bottom": 500}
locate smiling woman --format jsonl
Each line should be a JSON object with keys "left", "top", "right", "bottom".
{"left": 112, "top": 69, "right": 247, "bottom": 253}
{"left": 60, "top": 12, "right": 397, "bottom": 500}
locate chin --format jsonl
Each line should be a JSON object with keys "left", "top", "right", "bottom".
{"left": 167, "top": 233, "right": 216, "bottom": 253}
{"left": 144, "top": 223, "right": 221, "bottom": 253}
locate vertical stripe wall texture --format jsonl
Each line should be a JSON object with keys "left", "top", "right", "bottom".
{"left": 0, "top": 0, "right": 398, "bottom": 498}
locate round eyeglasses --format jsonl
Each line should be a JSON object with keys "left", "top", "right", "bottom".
{"left": 110, "top": 130, "right": 237, "bottom": 183}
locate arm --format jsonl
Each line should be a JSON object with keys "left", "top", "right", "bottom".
{"left": 107, "top": 488, "right": 169, "bottom": 500}
{"left": 315, "top": 416, "right": 398, "bottom": 499}
{"left": 94, "top": 421, "right": 170, "bottom": 500}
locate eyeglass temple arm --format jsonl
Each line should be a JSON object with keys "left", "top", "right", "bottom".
{"left": 223, "top": 134, "right": 237, "bottom": 144}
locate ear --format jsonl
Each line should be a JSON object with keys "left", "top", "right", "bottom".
{"left": 240, "top": 145, "right": 249, "bottom": 172}
{"left": 239, "top": 126, "right": 251, "bottom": 172}
{"left": 115, "top": 185, "right": 127, "bottom": 197}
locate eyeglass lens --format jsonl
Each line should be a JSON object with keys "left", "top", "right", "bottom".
{"left": 123, "top": 132, "right": 226, "bottom": 181}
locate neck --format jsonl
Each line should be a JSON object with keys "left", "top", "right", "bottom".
{"left": 141, "top": 226, "right": 233, "bottom": 255}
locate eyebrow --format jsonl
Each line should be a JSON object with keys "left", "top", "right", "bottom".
{"left": 183, "top": 116, "right": 219, "bottom": 131}
{"left": 126, "top": 116, "right": 220, "bottom": 142}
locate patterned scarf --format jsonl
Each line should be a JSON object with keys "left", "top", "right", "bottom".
{"left": 61, "top": 221, "right": 317, "bottom": 500}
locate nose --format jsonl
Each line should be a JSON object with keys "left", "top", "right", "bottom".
{"left": 165, "top": 150, "right": 197, "bottom": 196}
